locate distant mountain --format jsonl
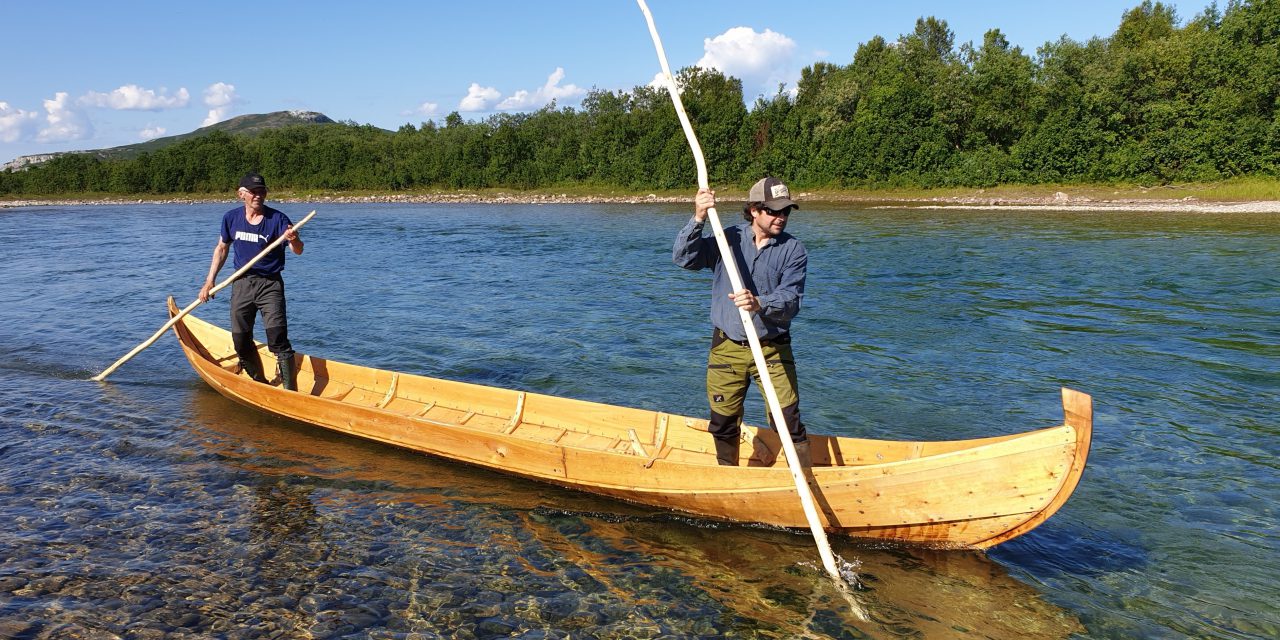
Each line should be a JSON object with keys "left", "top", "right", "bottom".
{"left": 3, "top": 110, "right": 338, "bottom": 170}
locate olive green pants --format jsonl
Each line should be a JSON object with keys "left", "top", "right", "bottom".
{"left": 706, "top": 334, "right": 805, "bottom": 443}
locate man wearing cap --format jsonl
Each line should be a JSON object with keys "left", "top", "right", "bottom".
{"left": 197, "top": 172, "right": 304, "bottom": 390}
{"left": 673, "top": 176, "right": 810, "bottom": 467}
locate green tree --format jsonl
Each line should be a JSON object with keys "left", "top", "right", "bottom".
{"left": 7, "top": 2, "right": 1278, "bottom": 195}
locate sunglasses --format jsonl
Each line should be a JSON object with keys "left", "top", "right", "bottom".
{"left": 762, "top": 207, "right": 792, "bottom": 217}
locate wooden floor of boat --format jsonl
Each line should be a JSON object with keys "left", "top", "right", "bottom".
{"left": 189, "top": 320, "right": 1074, "bottom": 471}
{"left": 210, "top": 348, "right": 730, "bottom": 466}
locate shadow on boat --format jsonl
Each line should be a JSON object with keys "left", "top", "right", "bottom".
{"left": 183, "top": 385, "right": 1086, "bottom": 638}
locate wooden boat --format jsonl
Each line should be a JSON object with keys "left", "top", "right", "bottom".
{"left": 168, "top": 297, "right": 1092, "bottom": 549}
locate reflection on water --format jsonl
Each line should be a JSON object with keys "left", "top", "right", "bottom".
{"left": 0, "top": 203, "right": 1276, "bottom": 637}
{"left": 175, "top": 384, "right": 1083, "bottom": 638}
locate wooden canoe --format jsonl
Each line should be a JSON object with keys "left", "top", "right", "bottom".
{"left": 168, "top": 297, "right": 1091, "bottom": 549}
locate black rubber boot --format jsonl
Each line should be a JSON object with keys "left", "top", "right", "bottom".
{"left": 238, "top": 354, "right": 267, "bottom": 383}
{"left": 714, "top": 438, "right": 740, "bottom": 466}
{"left": 233, "top": 332, "right": 268, "bottom": 383}
{"left": 276, "top": 352, "right": 297, "bottom": 391}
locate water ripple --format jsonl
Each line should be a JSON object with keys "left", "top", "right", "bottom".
{"left": 0, "top": 203, "right": 1275, "bottom": 638}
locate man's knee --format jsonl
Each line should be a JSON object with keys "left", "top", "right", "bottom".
{"left": 232, "top": 332, "right": 256, "bottom": 356}
{"left": 780, "top": 401, "right": 806, "bottom": 443}
{"left": 264, "top": 325, "right": 293, "bottom": 355}
{"left": 708, "top": 411, "right": 741, "bottom": 442}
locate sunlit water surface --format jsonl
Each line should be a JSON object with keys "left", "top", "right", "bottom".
{"left": 0, "top": 202, "right": 1275, "bottom": 638}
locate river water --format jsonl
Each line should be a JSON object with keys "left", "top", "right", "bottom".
{"left": 0, "top": 202, "right": 1275, "bottom": 638}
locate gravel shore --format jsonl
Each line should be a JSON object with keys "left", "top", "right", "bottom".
{"left": 3, "top": 191, "right": 1279, "bottom": 213}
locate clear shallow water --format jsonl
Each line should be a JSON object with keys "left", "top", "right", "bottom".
{"left": 0, "top": 202, "right": 1275, "bottom": 638}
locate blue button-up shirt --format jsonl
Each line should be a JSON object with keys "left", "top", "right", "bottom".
{"left": 673, "top": 217, "right": 807, "bottom": 341}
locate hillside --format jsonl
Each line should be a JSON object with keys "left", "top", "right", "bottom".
{"left": 3, "top": 110, "right": 338, "bottom": 170}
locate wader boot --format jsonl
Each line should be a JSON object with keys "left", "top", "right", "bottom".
{"left": 791, "top": 440, "right": 824, "bottom": 494}
{"left": 791, "top": 439, "right": 813, "bottom": 470}
{"left": 714, "top": 438, "right": 740, "bottom": 466}
{"left": 276, "top": 352, "right": 297, "bottom": 391}
{"left": 233, "top": 332, "right": 268, "bottom": 384}
{"left": 237, "top": 352, "right": 268, "bottom": 383}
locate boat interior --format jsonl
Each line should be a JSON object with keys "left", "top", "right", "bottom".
{"left": 173, "top": 300, "right": 1086, "bottom": 471}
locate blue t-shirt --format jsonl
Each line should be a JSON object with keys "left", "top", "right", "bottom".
{"left": 220, "top": 205, "right": 294, "bottom": 276}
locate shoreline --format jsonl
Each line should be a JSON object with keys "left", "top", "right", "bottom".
{"left": 3, "top": 191, "right": 1279, "bottom": 213}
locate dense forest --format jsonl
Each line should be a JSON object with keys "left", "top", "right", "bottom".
{"left": 2, "top": 1, "right": 1276, "bottom": 196}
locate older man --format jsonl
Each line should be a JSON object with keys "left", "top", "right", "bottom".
{"left": 197, "top": 172, "right": 304, "bottom": 390}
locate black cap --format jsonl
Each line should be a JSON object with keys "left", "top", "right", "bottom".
{"left": 239, "top": 172, "right": 267, "bottom": 190}
{"left": 747, "top": 176, "right": 798, "bottom": 211}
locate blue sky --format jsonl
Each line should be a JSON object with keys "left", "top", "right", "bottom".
{"left": 2, "top": 0, "right": 1200, "bottom": 165}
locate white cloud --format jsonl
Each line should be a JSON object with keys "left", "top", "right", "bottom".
{"left": 495, "top": 67, "right": 585, "bottom": 111}
{"left": 36, "top": 92, "right": 93, "bottom": 142}
{"left": 139, "top": 125, "right": 166, "bottom": 140}
{"left": 79, "top": 84, "right": 190, "bottom": 110}
{"left": 202, "top": 82, "right": 237, "bottom": 126}
{"left": 497, "top": 91, "right": 534, "bottom": 111}
{"left": 649, "top": 71, "right": 673, "bottom": 91}
{"left": 459, "top": 83, "right": 501, "bottom": 112}
{"left": 696, "top": 27, "right": 799, "bottom": 97}
{"left": 415, "top": 101, "right": 440, "bottom": 117}
{"left": 0, "top": 101, "right": 40, "bottom": 143}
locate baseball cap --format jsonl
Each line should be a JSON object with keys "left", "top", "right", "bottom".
{"left": 239, "top": 172, "right": 267, "bottom": 190}
{"left": 747, "top": 176, "right": 798, "bottom": 212}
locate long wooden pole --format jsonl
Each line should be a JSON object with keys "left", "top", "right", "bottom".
{"left": 91, "top": 209, "right": 317, "bottom": 382}
{"left": 635, "top": 1, "right": 848, "bottom": 584}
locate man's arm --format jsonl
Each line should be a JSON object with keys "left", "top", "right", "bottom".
{"left": 673, "top": 188, "right": 718, "bottom": 270}
{"left": 197, "top": 239, "right": 230, "bottom": 302}
{"left": 285, "top": 226, "right": 303, "bottom": 255}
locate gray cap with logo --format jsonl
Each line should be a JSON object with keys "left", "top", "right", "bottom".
{"left": 747, "top": 176, "right": 798, "bottom": 211}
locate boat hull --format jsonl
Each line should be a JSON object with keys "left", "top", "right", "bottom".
{"left": 168, "top": 298, "right": 1091, "bottom": 548}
